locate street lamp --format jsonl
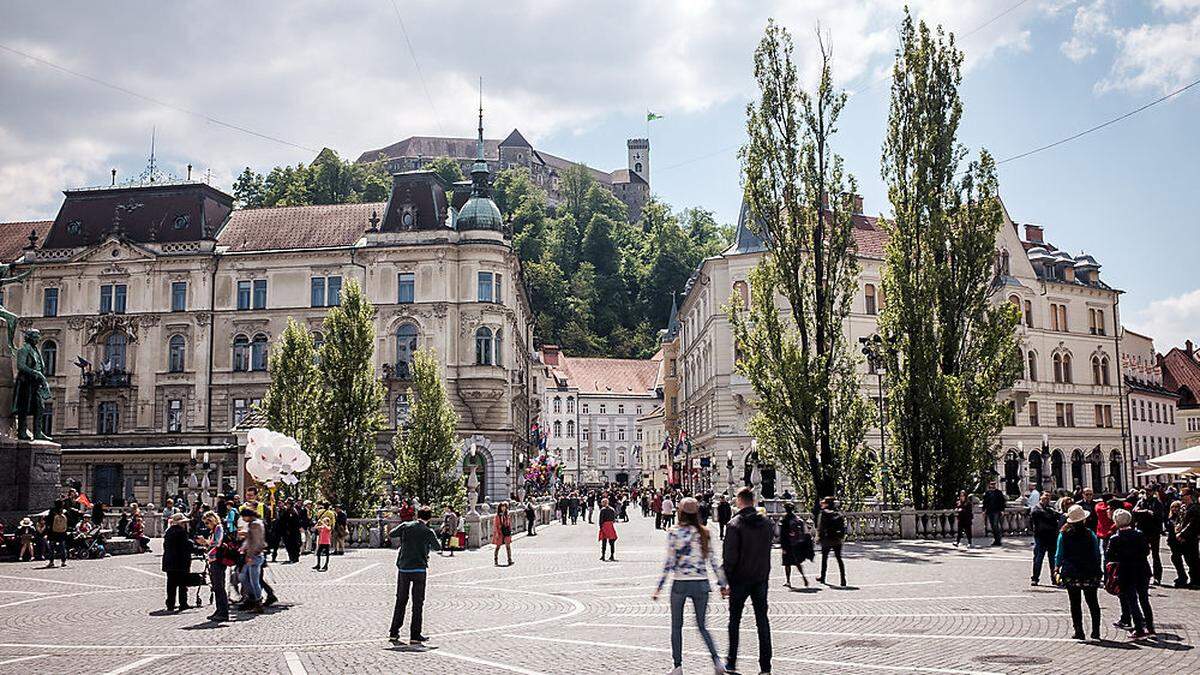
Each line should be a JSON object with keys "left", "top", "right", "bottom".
{"left": 860, "top": 334, "right": 891, "bottom": 505}
{"left": 726, "top": 449, "right": 735, "bottom": 496}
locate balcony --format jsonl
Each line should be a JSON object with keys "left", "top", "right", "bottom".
{"left": 81, "top": 369, "right": 132, "bottom": 389}
{"left": 382, "top": 361, "right": 413, "bottom": 382}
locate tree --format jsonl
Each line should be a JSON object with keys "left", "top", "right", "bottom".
{"left": 878, "top": 12, "right": 1021, "bottom": 508}
{"left": 310, "top": 279, "right": 386, "bottom": 516}
{"left": 260, "top": 319, "right": 320, "bottom": 496}
{"left": 390, "top": 349, "right": 465, "bottom": 509}
{"left": 729, "top": 22, "right": 872, "bottom": 509}
{"left": 232, "top": 151, "right": 391, "bottom": 210}
{"left": 232, "top": 167, "right": 265, "bottom": 208}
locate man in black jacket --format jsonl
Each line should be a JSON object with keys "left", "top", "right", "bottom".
{"left": 388, "top": 507, "right": 441, "bottom": 647}
{"left": 1029, "top": 492, "right": 1059, "bottom": 585}
{"left": 722, "top": 487, "right": 774, "bottom": 675}
{"left": 161, "top": 512, "right": 193, "bottom": 612}
{"left": 1177, "top": 487, "right": 1200, "bottom": 588}
{"left": 717, "top": 495, "right": 733, "bottom": 540}
{"left": 1133, "top": 488, "right": 1166, "bottom": 584}
{"left": 982, "top": 482, "right": 1008, "bottom": 546}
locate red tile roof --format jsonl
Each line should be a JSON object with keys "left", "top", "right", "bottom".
{"left": 555, "top": 355, "right": 660, "bottom": 396}
{"left": 851, "top": 214, "right": 885, "bottom": 258}
{"left": 217, "top": 202, "right": 382, "bottom": 252}
{"left": 0, "top": 220, "right": 49, "bottom": 262}
{"left": 1162, "top": 346, "right": 1200, "bottom": 407}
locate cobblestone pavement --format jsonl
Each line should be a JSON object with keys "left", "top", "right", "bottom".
{"left": 0, "top": 513, "right": 1196, "bottom": 674}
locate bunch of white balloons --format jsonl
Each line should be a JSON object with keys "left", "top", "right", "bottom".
{"left": 244, "top": 428, "right": 311, "bottom": 487}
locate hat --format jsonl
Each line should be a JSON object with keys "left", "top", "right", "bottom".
{"left": 1112, "top": 509, "right": 1132, "bottom": 528}
{"left": 19, "top": 517, "right": 32, "bottom": 527}
{"left": 168, "top": 512, "right": 189, "bottom": 525}
{"left": 678, "top": 497, "right": 699, "bottom": 515}
{"left": 1065, "top": 504, "right": 1087, "bottom": 524}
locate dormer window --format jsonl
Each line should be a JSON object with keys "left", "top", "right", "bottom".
{"left": 67, "top": 220, "right": 82, "bottom": 235}
{"left": 173, "top": 214, "right": 189, "bottom": 230}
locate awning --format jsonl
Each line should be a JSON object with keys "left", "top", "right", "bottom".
{"left": 1147, "top": 445, "right": 1200, "bottom": 469}
{"left": 1138, "top": 466, "right": 1200, "bottom": 478}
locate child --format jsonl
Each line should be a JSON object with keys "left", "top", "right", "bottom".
{"left": 313, "top": 519, "right": 332, "bottom": 572}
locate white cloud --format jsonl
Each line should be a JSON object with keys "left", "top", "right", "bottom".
{"left": 1060, "top": 0, "right": 1110, "bottom": 62}
{"left": 1129, "top": 288, "right": 1200, "bottom": 351}
{"left": 1098, "top": 5, "right": 1200, "bottom": 94}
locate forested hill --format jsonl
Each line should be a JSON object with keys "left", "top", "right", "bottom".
{"left": 231, "top": 149, "right": 732, "bottom": 359}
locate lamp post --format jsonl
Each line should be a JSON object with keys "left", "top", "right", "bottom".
{"left": 466, "top": 444, "right": 480, "bottom": 515}
{"left": 860, "top": 334, "right": 891, "bottom": 505}
{"left": 188, "top": 448, "right": 217, "bottom": 507}
{"left": 726, "top": 449, "right": 735, "bottom": 496}
{"left": 1041, "top": 433, "right": 1050, "bottom": 490}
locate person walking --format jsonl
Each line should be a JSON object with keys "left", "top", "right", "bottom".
{"left": 492, "top": 501, "right": 514, "bottom": 566}
{"left": 982, "top": 482, "right": 1007, "bottom": 546}
{"left": 1105, "top": 509, "right": 1154, "bottom": 638}
{"left": 598, "top": 497, "right": 619, "bottom": 561}
{"left": 523, "top": 500, "right": 537, "bottom": 536}
{"left": 162, "top": 512, "right": 193, "bottom": 612}
{"left": 652, "top": 497, "right": 727, "bottom": 675}
{"left": 388, "top": 507, "right": 441, "bottom": 647}
{"left": 954, "top": 490, "right": 973, "bottom": 549}
{"left": 1030, "top": 492, "right": 1059, "bottom": 585}
{"left": 16, "top": 517, "right": 35, "bottom": 562}
{"left": 717, "top": 495, "right": 732, "bottom": 540}
{"left": 202, "top": 511, "right": 234, "bottom": 623}
{"left": 1165, "top": 500, "right": 1189, "bottom": 587}
{"left": 239, "top": 506, "right": 267, "bottom": 614}
{"left": 1054, "top": 504, "right": 1103, "bottom": 641}
{"left": 1132, "top": 488, "right": 1166, "bottom": 585}
{"left": 653, "top": 492, "right": 664, "bottom": 530}
{"left": 439, "top": 506, "right": 461, "bottom": 555}
{"left": 816, "top": 496, "right": 848, "bottom": 587}
{"left": 45, "top": 502, "right": 69, "bottom": 568}
{"left": 1176, "top": 487, "right": 1200, "bottom": 587}
{"left": 722, "top": 487, "right": 774, "bottom": 675}
{"left": 662, "top": 494, "right": 676, "bottom": 529}
{"left": 779, "top": 503, "right": 811, "bottom": 588}
{"left": 313, "top": 517, "right": 332, "bottom": 572}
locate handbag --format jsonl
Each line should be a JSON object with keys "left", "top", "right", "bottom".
{"left": 1103, "top": 562, "right": 1120, "bottom": 596}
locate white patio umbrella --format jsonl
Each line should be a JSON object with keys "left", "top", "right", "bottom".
{"left": 1136, "top": 466, "right": 1197, "bottom": 478}
{"left": 1146, "top": 444, "right": 1200, "bottom": 469}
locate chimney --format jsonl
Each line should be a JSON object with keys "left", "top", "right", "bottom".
{"left": 852, "top": 194, "right": 864, "bottom": 215}
{"left": 187, "top": 164, "right": 193, "bottom": 180}
{"left": 1024, "top": 224, "right": 1044, "bottom": 243}
{"left": 1187, "top": 340, "right": 1195, "bottom": 358}
{"left": 111, "top": 168, "right": 117, "bottom": 186}
{"left": 542, "top": 344, "right": 561, "bottom": 366}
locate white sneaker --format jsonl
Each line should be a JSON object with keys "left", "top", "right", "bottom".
{"left": 667, "top": 667, "right": 682, "bottom": 675}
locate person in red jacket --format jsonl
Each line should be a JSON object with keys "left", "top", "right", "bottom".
{"left": 1094, "top": 497, "right": 1114, "bottom": 541}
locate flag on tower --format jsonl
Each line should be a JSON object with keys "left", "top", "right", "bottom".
{"left": 647, "top": 111, "right": 664, "bottom": 122}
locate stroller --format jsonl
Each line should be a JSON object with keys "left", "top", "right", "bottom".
{"left": 184, "top": 542, "right": 210, "bottom": 608}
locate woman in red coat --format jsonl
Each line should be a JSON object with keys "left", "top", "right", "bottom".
{"left": 598, "top": 498, "right": 618, "bottom": 561}
{"left": 492, "top": 501, "right": 513, "bottom": 566}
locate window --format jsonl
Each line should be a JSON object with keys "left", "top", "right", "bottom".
{"left": 1024, "top": 300, "right": 1033, "bottom": 327}
{"left": 566, "top": 397, "right": 575, "bottom": 413}
{"left": 636, "top": 405, "right": 643, "bottom": 415}
{"left": 477, "top": 271, "right": 502, "bottom": 303}
{"left": 599, "top": 428, "right": 608, "bottom": 441}
{"left": 618, "top": 428, "right": 626, "bottom": 441}
{"left": 600, "top": 404, "right": 607, "bottom": 415}
{"left": 233, "top": 335, "right": 250, "bottom": 372}
{"left": 43, "top": 288, "right": 58, "bottom": 317}
{"left": 582, "top": 403, "right": 589, "bottom": 414}
{"left": 237, "top": 279, "right": 268, "bottom": 309}
{"left": 553, "top": 397, "right": 562, "bottom": 414}
{"left": 310, "top": 276, "right": 341, "bottom": 307}
{"left": 100, "top": 283, "right": 127, "bottom": 314}
{"left": 1029, "top": 401, "right": 1039, "bottom": 427}
{"left": 167, "top": 399, "right": 183, "bottom": 433}
{"left": 553, "top": 421, "right": 562, "bottom": 438}
{"left": 865, "top": 284, "right": 877, "bottom": 315}
{"left": 618, "top": 404, "right": 625, "bottom": 415}
{"left": 494, "top": 328, "right": 503, "bottom": 368}
{"left": 398, "top": 272, "right": 415, "bottom": 304}
{"left": 168, "top": 335, "right": 185, "bottom": 373}
{"left": 1050, "top": 303, "right": 1068, "bottom": 332}
{"left": 475, "top": 326, "right": 493, "bottom": 365}
{"left": 104, "top": 333, "right": 127, "bottom": 371}
{"left": 171, "top": 282, "right": 187, "bottom": 312}
{"left": 1094, "top": 404, "right": 1113, "bottom": 428}
{"left": 733, "top": 280, "right": 750, "bottom": 308}
{"left": 1027, "top": 351, "right": 1037, "bottom": 381}
{"left": 36, "top": 340, "right": 57, "bottom": 377}
{"left": 599, "top": 449, "right": 609, "bottom": 465}
{"left": 636, "top": 428, "right": 643, "bottom": 442}
{"left": 1053, "top": 353, "right": 1072, "bottom": 384}
{"left": 1008, "top": 294, "right": 1021, "bottom": 318}
{"left": 395, "top": 324, "right": 418, "bottom": 378}
{"left": 232, "top": 398, "right": 261, "bottom": 425}
{"left": 253, "top": 280, "right": 267, "bottom": 309}
{"left": 237, "top": 281, "right": 251, "bottom": 310}
{"left": 1092, "top": 356, "right": 1110, "bottom": 386}
{"left": 311, "top": 277, "right": 325, "bottom": 307}
{"left": 567, "top": 420, "right": 575, "bottom": 437}
{"left": 98, "top": 401, "right": 119, "bottom": 434}
{"left": 250, "top": 334, "right": 268, "bottom": 371}
{"left": 582, "top": 427, "right": 590, "bottom": 442}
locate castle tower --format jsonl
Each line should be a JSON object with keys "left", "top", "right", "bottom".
{"left": 627, "top": 138, "right": 649, "bottom": 185}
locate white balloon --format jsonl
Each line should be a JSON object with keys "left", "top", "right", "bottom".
{"left": 291, "top": 451, "right": 311, "bottom": 473}
{"left": 247, "top": 428, "right": 272, "bottom": 446}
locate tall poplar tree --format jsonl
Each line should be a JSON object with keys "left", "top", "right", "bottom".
{"left": 311, "top": 279, "right": 386, "bottom": 516}
{"left": 390, "top": 349, "right": 464, "bottom": 509}
{"left": 260, "top": 318, "right": 320, "bottom": 496}
{"left": 879, "top": 12, "right": 1021, "bottom": 508}
{"left": 730, "top": 22, "right": 872, "bottom": 508}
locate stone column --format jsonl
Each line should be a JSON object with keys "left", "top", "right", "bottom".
{"left": 899, "top": 500, "right": 917, "bottom": 539}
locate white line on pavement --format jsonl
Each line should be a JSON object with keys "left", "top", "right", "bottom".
{"left": 462, "top": 565, "right": 609, "bottom": 585}
{"left": 0, "top": 586, "right": 159, "bottom": 610}
{"left": 122, "top": 566, "right": 167, "bottom": 580}
{"left": 848, "top": 580, "right": 945, "bottom": 588}
{"left": 611, "top": 593, "right": 1033, "bottom": 610}
{"left": 538, "top": 572, "right": 663, "bottom": 588}
{"left": 284, "top": 651, "right": 307, "bottom": 675}
{"left": 427, "top": 563, "right": 499, "bottom": 579}
{"left": 504, "top": 635, "right": 1003, "bottom": 675}
{"left": 328, "top": 562, "right": 380, "bottom": 583}
{"left": 573, "top": 623, "right": 1079, "bottom": 643}
{"left": 0, "top": 574, "right": 118, "bottom": 589}
{"left": 425, "top": 649, "right": 551, "bottom": 675}
{"left": 101, "top": 654, "right": 172, "bottom": 675}
{"left": 0, "top": 654, "right": 49, "bottom": 666}
{"left": 598, "top": 612, "right": 1065, "bottom": 621}
{"left": 0, "top": 590, "right": 53, "bottom": 595}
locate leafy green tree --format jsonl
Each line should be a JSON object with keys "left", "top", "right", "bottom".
{"left": 424, "top": 156, "right": 465, "bottom": 189}
{"left": 311, "top": 279, "right": 386, "bottom": 516}
{"left": 390, "top": 349, "right": 465, "bottom": 509}
{"left": 730, "top": 22, "right": 872, "bottom": 509}
{"left": 260, "top": 319, "right": 320, "bottom": 496}
{"left": 232, "top": 168, "right": 266, "bottom": 208}
{"left": 878, "top": 12, "right": 1022, "bottom": 508}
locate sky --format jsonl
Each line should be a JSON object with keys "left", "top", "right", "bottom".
{"left": 1, "top": 0, "right": 1197, "bottom": 348}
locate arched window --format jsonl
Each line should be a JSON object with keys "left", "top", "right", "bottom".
{"left": 1100, "top": 356, "right": 1110, "bottom": 386}
{"left": 1053, "top": 353, "right": 1063, "bottom": 383}
{"left": 566, "top": 397, "right": 575, "bottom": 413}
{"left": 1062, "top": 353, "right": 1072, "bottom": 383}
{"left": 634, "top": 161, "right": 643, "bottom": 173}
{"left": 1027, "top": 350, "right": 1037, "bottom": 381}
{"left": 104, "top": 332, "right": 127, "bottom": 371}
{"left": 233, "top": 334, "right": 250, "bottom": 372}
{"left": 475, "top": 326, "right": 493, "bottom": 366}
{"left": 1070, "top": 449, "right": 1085, "bottom": 489}
{"left": 250, "top": 333, "right": 269, "bottom": 371}
{"left": 168, "top": 334, "right": 185, "bottom": 373}
{"left": 553, "top": 396, "right": 562, "bottom": 413}
{"left": 566, "top": 420, "right": 575, "bottom": 437}
{"left": 864, "top": 284, "right": 877, "bottom": 315}
{"left": 312, "top": 331, "right": 324, "bottom": 366}
{"left": 1008, "top": 294, "right": 1021, "bottom": 318}
{"left": 494, "top": 328, "right": 503, "bottom": 367}
{"left": 1051, "top": 449, "right": 1064, "bottom": 488}
{"left": 395, "top": 323, "right": 418, "bottom": 379}
{"left": 1092, "top": 356, "right": 1102, "bottom": 385}
{"left": 40, "top": 339, "right": 57, "bottom": 376}
{"left": 1023, "top": 300, "right": 1033, "bottom": 327}
{"left": 732, "top": 280, "right": 749, "bottom": 308}
{"left": 553, "top": 420, "right": 562, "bottom": 438}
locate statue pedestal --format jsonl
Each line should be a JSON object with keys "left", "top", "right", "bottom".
{"left": 0, "top": 438, "right": 62, "bottom": 526}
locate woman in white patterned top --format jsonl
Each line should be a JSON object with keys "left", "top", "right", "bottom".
{"left": 652, "top": 496, "right": 727, "bottom": 675}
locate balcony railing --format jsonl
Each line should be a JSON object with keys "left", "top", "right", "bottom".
{"left": 381, "top": 362, "right": 412, "bottom": 381}
{"left": 81, "top": 369, "right": 132, "bottom": 388}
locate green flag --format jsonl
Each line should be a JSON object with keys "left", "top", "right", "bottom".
{"left": 646, "top": 111, "right": 664, "bottom": 122}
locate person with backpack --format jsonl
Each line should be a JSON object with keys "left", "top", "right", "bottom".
{"left": 388, "top": 506, "right": 441, "bottom": 648}
{"left": 816, "top": 496, "right": 848, "bottom": 587}
{"left": 1105, "top": 509, "right": 1154, "bottom": 638}
{"left": 45, "top": 502, "right": 69, "bottom": 568}
{"left": 779, "top": 502, "right": 812, "bottom": 588}
{"left": 722, "top": 487, "right": 775, "bottom": 675}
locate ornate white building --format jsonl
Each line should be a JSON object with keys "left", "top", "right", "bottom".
{"left": 1, "top": 116, "right": 534, "bottom": 506}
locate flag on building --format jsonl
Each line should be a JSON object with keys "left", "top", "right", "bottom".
{"left": 647, "top": 111, "right": 664, "bottom": 122}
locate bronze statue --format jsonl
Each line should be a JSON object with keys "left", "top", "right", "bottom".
{"left": 0, "top": 263, "right": 31, "bottom": 351}
{"left": 13, "top": 328, "right": 52, "bottom": 441}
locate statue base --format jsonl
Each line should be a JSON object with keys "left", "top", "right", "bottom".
{"left": 0, "top": 438, "right": 62, "bottom": 527}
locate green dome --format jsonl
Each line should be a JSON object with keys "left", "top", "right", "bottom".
{"left": 458, "top": 194, "right": 504, "bottom": 231}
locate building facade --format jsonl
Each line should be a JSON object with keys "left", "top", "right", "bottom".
{"left": 1121, "top": 328, "right": 1181, "bottom": 474}
{"left": 2, "top": 121, "right": 534, "bottom": 506}
{"left": 668, "top": 199, "right": 1132, "bottom": 500}
{"left": 1162, "top": 340, "right": 1200, "bottom": 451}
{"left": 357, "top": 131, "right": 650, "bottom": 222}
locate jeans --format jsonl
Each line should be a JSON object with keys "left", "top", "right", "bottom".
{"left": 1118, "top": 583, "right": 1154, "bottom": 632}
{"left": 1146, "top": 534, "right": 1163, "bottom": 583}
{"left": 1066, "top": 586, "right": 1101, "bottom": 637}
{"left": 390, "top": 570, "right": 428, "bottom": 640}
{"left": 210, "top": 562, "right": 229, "bottom": 616}
{"left": 955, "top": 520, "right": 972, "bottom": 547}
{"left": 1032, "top": 536, "right": 1056, "bottom": 583}
{"left": 987, "top": 512, "right": 1003, "bottom": 544}
{"left": 165, "top": 571, "right": 189, "bottom": 609}
{"left": 820, "top": 543, "right": 846, "bottom": 585}
{"left": 727, "top": 580, "right": 771, "bottom": 674}
{"left": 241, "top": 554, "right": 264, "bottom": 602}
{"left": 670, "top": 580, "right": 719, "bottom": 668}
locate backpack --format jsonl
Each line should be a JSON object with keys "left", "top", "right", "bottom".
{"left": 51, "top": 513, "right": 67, "bottom": 534}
